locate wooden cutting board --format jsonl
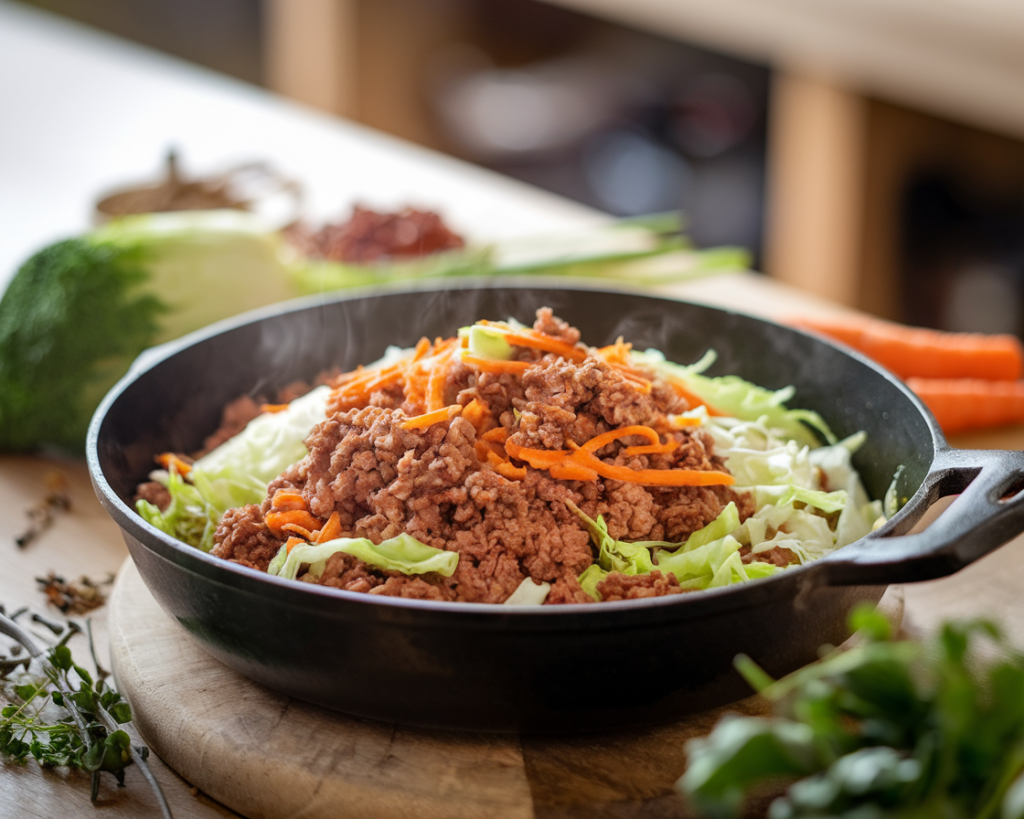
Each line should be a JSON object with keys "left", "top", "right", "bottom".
{"left": 107, "top": 560, "right": 904, "bottom": 819}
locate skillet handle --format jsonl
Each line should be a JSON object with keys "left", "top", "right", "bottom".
{"left": 818, "top": 447, "right": 1024, "bottom": 586}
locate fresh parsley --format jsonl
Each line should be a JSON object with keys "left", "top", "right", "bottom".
{"left": 679, "top": 604, "right": 1024, "bottom": 819}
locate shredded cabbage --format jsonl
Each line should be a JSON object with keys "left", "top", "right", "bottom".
{"left": 268, "top": 533, "right": 458, "bottom": 582}
{"left": 190, "top": 385, "right": 330, "bottom": 514}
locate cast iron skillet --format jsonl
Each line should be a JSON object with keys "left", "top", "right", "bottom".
{"left": 87, "top": 282, "right": 1024, "bottom": 733}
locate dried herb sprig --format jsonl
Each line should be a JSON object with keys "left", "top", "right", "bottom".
{"left": 15, "top": 470, "right": 72, "bottom": 548}
{"left": 0, "top": 608, "right": 173, "bottom": 817}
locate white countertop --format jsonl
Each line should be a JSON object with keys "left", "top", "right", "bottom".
{"left": 0, "top": 0, "right": 605, "bottom": 294}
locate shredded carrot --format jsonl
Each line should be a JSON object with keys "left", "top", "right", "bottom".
{"left": 461, "top": 398, "right": 491, "bottom": 434}
{"left": 481, "top": 427, "right": 509, "bottom": 443}
{"left": 501, "top": 330, "right": 587, "bottom": 363}
{"left": 265, "top": 509, "right": 323, "bottom": 537}
{"left": 623, "top": 439, "right": 679, "bottom": 456}
{"left": 400, "top": 404, "right": 463, "bottom": 430}
{"left": 284, "top": 536, "right": 306, "bottom": 555}
{"left": 426, "top": 344, "right": 458, "bottom": 411}
{"left": 410, "top": 337, "right": 432, "bottom": 362}
{"left": 259, "top": 403, "right": 290, "bottom": 413}
{"left": 597, "top": 338, "right": 633, "bottom": 366}
{"left": 570, "top": 448, "right": 734, "bottom": 486}
{"left": 460, "top": 354, "right": 532, "bottom": 375}
{"left": 548, "top": 460, "right": 599, "bottom": 481}
{"left": 504, "top": 440, "right": 569, "bottom": 469}
{"left": 281, "top": 523, "right": 316, "bottom": 539}
{"left": 906, "top": 377, "right": 1024, "bottom": 435}
{"left": 156, "top": 453, "right": 192, "bottom": 477}
{"left": 504, "top": 425, "right": 733, "bottom": 486}
{"left": 315, "top": 511, "right": 343, "bottom": 544}
{"left": 270, "top": 491, "right": 307, "bottom": 512}
{"left": 792, "top": 315, "right": 1024, "bottom": 381}
{"left": 494, "top": 461, "right": 527, "bottom": 480}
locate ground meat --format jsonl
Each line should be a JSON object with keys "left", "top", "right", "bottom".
{"left": 204, "top": 308, "right": 765, "bottom": 604}
{"left": 533, "top": 307, "right": 581, "bottom": 346}
{"left": 212, "top": 505, "right": 286, "bottom": 571}
{"left": 134, "top": 481, "right": 171, "bottom": 512}
{"left": 596, "top": 570, "right": 684, "bottom": 601}
{"left": 742, "top": 545, "right": 799, "bottom": 568}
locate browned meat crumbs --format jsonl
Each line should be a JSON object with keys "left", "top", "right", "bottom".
{"left": 202, "top": 308, "right": 752, "bottom": 604}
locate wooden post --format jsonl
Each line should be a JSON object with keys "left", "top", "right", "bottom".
{"left": 764, "top": 70, "right": 867, "bottom": 307}
{"left": 263, "top": 0, "right": 358, "bottom": 119}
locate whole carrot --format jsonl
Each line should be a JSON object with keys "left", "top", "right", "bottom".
{"left": 906, "top": 377, "right": 1024, "bottom": 434}
{"left": 792, "top": 315, "right": 1024, "bottom": 381}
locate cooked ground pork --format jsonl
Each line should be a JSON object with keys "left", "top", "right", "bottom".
{"left": 206, "top": 310, "right": 766, "bottom": 604}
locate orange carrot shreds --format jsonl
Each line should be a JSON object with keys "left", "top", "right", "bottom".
{"left": 667, "top": 414, "right": 702, "bottom": 429}
{"left": 265, "top": 509, "right": 323, "bottom": 537}
{"left": 505, "top": 426, "right": 734, "bottom": 487}
{"left": 494, "top": 461, "right": 528, "bottom": 481}
{"left": 315, "top": 511, "right": 343, "bottom": 544}
{"left": 270, "top": 491, "right": 308, "bottom": 512}
{"left": 281, "top": 523, "right": 316, "bottom": 540}
{"left": 461, "top": 398, "right": 492, "bottom": 433}
{"left": 400, "top": 404, "right": 463, "bottom": 430}
{"left": 597, "top": 337, "right": 633, "bottom": 366}
{"left": 623, "top": 439, "right": 680, "bottom": 456}
{"left": 481, "top": 426, "right": 509, "bottom": 443}
{"left": 791, "top": 315, "right": 1024, "bottom": 381}
{"left": 426, "top": 345, "right": 459, "bottom": 412}
{"left": 501, "top": 330, "right": 588, "bottom": 363}
{"left": 906, "top": 377, "right": 1024, "bottom": 435}
{"left": 331, "top": 363, "right": 407, "bottom": 410}
{"left": 569, "top": 447, "right": 735, "bottom": 487}
{"left": 476, "top": 320, "right": 589, "bottom": 363}
{"left": 577, "top": 425, "right": 663, "bottom": 455}
{"left": 410, "top": 336, "right": 432, "bottom": 363}
{"left": 156, "top": 452, "right": 192, "bottom": 477}
{"left": 505, "top": 439, "right": 570, "bottom": 469}
{"left": 460, "top": 354, "right": 532, "bottom": 375}
{"left": 259, "top": 403, "right": 290, "bottom": 413}
{"left": 285, "top": 536, "right": 307, "bottom": 555}
{"left": 548, "top": 460, "right": 599, "bottom": 482}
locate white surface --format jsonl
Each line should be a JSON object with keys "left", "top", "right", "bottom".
{"left": 544, "top": 0, "right": 1024, "bottom": 142}
{"left": 0, "top": 0, "right": 604, "bottom": 294}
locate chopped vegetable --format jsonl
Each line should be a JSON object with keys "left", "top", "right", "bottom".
{"left": 634, "top": 349, "right": 836, "bottom": 449}
{"left": 905, "top": 377, "right": 1024, "bottom": 435}
{"left": 678, "top": 605, "right": 1024, "bottom": 819}
{"left": 267, "top": 534, "right": 458, "bottom": 581}
{"left": 0, "top": 210, "right": 294, "bottom": 453}
{"left": 792, "top": 314, "right": 1024, "bottom": 381}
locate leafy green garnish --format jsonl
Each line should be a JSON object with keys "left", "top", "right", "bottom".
{"left": 679, "top": 606, "right": 1024, "bottom": 819}
{"left": 0, "top": 610, "right": 171, "bottom": 815}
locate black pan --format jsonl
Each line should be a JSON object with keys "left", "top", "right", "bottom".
{"left": 87, "top": 283, "right": 1024, "bottom": 733}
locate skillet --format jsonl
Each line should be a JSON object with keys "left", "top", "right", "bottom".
{"left": 87, "top": 282, "right": 1024, "bottom": 732}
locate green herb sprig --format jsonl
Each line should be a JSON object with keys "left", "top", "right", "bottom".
{"left": 0, "top": 607, "right": 173, "bottom": 817}
{"left": 679, "top": 604, "right": 1024, "bottom": 819}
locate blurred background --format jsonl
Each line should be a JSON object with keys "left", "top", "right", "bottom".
{"left": 16, "top": 0, "right": 1024, "bottom": 336}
